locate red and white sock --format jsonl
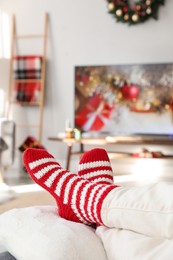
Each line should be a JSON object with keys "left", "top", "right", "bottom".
{"left": 23, "top": 148, "right": 117, "bottom": 225}
{"left": 78, "top": 148, "right": 114, "bottom": 184}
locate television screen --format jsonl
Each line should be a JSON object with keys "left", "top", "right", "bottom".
{"left": 74, "top": 63, "right": 173, "bottom": 135}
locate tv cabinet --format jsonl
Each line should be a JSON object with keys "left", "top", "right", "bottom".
{"left": 48, "top": 135, "right": 173, "bottom": 170}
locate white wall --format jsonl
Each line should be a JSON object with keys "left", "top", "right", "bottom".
{"left": 0, "top": 0, "right": 173, "bottom": 164}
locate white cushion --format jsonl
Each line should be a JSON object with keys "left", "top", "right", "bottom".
{"left": 0, "top": 243, "right": 6, "bottom": 253}
{"left": 0, "top": 206, "right": 107, "bottom": 260}
{"left": 97, "top": 226, "right": 173, "bottom": 260}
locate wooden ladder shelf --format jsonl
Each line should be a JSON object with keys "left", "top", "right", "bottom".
{"left": 7, "top": 13, "right": 48, "bottom": 142}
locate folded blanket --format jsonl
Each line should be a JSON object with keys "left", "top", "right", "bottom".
{"left": 14, "top": 81, "right": 40, "bottom": 102}
{"left": 13, "top": 55, "right": 42, "bottom": 103}
{"left": 13, "top": 56, "right": 42, "bottom": 79}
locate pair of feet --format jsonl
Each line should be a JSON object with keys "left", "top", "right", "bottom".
{"left": 23, "top": 148, "right": 117, "bottom": 226}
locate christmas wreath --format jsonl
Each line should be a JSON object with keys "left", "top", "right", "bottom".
{"left": 106, "top": 0, "right": 165, "bottom": 25}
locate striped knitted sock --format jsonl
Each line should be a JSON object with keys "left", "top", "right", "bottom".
{"left": 78, "top": 148, "right": 114, "bottom": 184}
{"left": 23, "top": 148, "right": 117, "bottom": 225}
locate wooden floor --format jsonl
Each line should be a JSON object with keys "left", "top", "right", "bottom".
{"left": 0, "top": 190, "right": 56, "bottom": 214}
{"left": 0, "top": 175, "right": 56, "bottom": 214}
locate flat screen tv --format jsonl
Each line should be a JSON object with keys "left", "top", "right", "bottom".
{"left": 74, "top": 63, "right": 173, "bottom": 135}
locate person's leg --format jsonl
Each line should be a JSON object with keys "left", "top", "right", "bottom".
{"left": 78, "top": 148, "right": 114, "bottom": 184}
{"left": 101, "top": 182, "right": 173, "bottom": 239}
{"left": 23, "top": 148, "right": 173, "bottom": 239}
{"left": 23, "top": 148, "right": 117, "bottom": 226}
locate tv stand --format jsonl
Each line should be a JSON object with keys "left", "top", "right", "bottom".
{"left": 48, "top": 135, "right": 173, "bottom": 170}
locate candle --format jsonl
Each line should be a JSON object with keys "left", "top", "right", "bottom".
{"left": 65, "top": 119, "right": 71, "bottom": 130}
{"left": 65, "top": 119, "right": 73, "bottom": 138}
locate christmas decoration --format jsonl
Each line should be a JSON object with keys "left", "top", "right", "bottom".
{"left": 18, "top": 136, "right": 45, "bottom": 152}
{"left": 75, "top": 94, "right": 114, "bottom": 131}
{"left": 133, "top": 148, "right": 164, "bottom": 158}
{"left": 121, "top": 84, "right": 140, "bottom": 100}
{"left": 106, "top": 0, "right": 165, "bottom": 25}
{"left": 75, "top": 64, "right": 173, "bottom": 132}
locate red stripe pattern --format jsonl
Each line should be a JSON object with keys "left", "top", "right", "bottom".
{"left": 78, "top": 148, "right": 114, "bottom": 184}
{"left": 23, "top": 148, "right": 117, "bottom": 226}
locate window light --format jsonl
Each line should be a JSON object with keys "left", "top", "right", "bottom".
{"left": 0, "top": 10, "right": 10, "bottom": 59}
{"left": 0, "top": 88, "right": 5, "bottom": 117}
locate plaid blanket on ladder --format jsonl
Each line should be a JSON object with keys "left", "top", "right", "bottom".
{"left": 13, "top": 55, "right": 42, "bottom": 103}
